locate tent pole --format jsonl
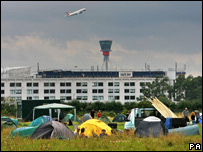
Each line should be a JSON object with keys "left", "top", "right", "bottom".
{"left": 74, "top": 109, "right": 76, "bottom": 121}
{"left": 57, "top": 109, "right": 61, "bottom": 121}
{"left": 49, "top": 109, "right": 52, "bottom": 118}
{"left": 33, "top": 109, "right": 35, "bottom": 120}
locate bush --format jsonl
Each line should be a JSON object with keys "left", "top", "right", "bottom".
{"left": 101, "top": 111, "right": 116, "bottom": 117}
{"left": 176, "top": 99, "right": 202, "bottom": 112}
{"left": 136, "top": 101, "right": 153, "bottom": 108}
{"left": 1, "top": 103, "right": 17, "bottom": 116}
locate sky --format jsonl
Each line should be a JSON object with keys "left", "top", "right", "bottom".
{"left": 1, "top": 1, "right": 202, "bottom": 77}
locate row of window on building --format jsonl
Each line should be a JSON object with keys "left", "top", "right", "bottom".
{"left": 1, "top": 95, "right": 136, "bottom": 101}
{"left": 1, "top": 88, "right": 137, "bottom": 95}
{"left": 1, "top": 82, "right": 141, "bottom": 88}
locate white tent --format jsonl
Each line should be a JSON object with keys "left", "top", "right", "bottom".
{"left": 32, "top": 103, "right": 76, "bottom": 121}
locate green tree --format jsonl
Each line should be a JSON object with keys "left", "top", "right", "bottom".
{"left": 174, "top": 75, "right": 186, "bottom": 101}
{"left": 184, "top": 76, "right": 202, "bottom": 100}
{"left": 139, "top": 76, "right": 170, "bottom": 99}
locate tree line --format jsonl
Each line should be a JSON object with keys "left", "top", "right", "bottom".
{"left": 138, "top": 75, "right": 202, "bottom": 101}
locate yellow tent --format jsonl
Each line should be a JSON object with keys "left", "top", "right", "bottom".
{"left": 76, "top": 119, "right": 112, "bottom": 137}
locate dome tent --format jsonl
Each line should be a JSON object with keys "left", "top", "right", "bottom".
{"left": 98, "top": 116, "right": 111, "bottom": 124}
{"left": 29, "top": 115, "right": 52, "bottom": 127}
{"left": 76, "top": 119, "right": 112, "bottom": 137}
{"left": 1, "top": 116, "right": 18, "bottom": 126}
{"left": 79, "top": 113, "right": 92, "bottom": 123}
{"left": 134, "top": 116, "right": 168, "bottom": 137}
{"left": 62, "top": 113, "right": 79, "bottom": 122}
{"left": 31, "top": 121, "right": 75, "bottom": 139}
{"left": 8, "top": 126, "right": 38, "bottom": 138}
{"left": 112, "top": 114, "right": 126, "bottom": 122}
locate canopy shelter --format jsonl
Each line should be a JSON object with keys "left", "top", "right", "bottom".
{"left": 32, "top": 103, "right": 76, "bottom": 122}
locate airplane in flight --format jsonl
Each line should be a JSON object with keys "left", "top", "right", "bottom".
{"left": 65, "top": 8, "right": 86, "bottom": 17}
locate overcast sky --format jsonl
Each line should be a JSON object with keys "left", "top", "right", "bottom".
{"left": 1, "top": 1, "right": 202, "bottom": 76}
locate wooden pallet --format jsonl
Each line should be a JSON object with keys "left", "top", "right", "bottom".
{"left": 145, "top": 96, "right": 178, "bottom": 118}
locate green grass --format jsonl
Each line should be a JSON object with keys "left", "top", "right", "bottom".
{"left": 1, "top": 121, "right": 202, "bottom": 151}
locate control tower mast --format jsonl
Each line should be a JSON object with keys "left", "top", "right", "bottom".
{"left": 99, "top": 40, "right": 112, "bottom": 71}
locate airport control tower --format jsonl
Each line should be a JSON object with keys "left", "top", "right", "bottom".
{"left": 99, "top": 40, "right": 112, "bottom": 71}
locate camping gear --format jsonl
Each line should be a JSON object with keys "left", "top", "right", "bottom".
{"left": 134, "top": 116, "right": 168, "bottom": 137}
{"left": 32, "top": 103, "right": 76, "bottom": 122}
{"left": 98, "top": 116, "right": 111, "bottom": 124}
{"left": 130, "top": 103, "right": 186, "bottom": 128}
{"left": 31, "top": 121, "right": 75, "bottom": 139}
{"left": 164, "top": 117, "right": 172, "bottom": 129}
{"left": 62, "top": 113, "right": 79, "bottom": 122}
{"left": 77, "top": 119, "right": 112, "bottom": 137}
{"left": 108, "top": 123, "right": 117, "bottom": 130}
{"left": 29, "top": 115, "right": 52, "bottom": 127}
{"left": 8, "top": 126, "right": 38, "bottom": 138}
{"left": 112, "top": 114, "right": 126, "bottom": 122}
{"left": 124, "top": 108, "right": 137, "bottom": 129}
{"left": 79, "top": 113, "right": 92, "bottom": 123}
{"left": 1, "top": 116, "right": 18, "bottom": 126}
{"left": 161, "top": 117, "right": 187, "bottom": 128}
{"left": 168, "top": 124, "right": 200, "bottom": 136}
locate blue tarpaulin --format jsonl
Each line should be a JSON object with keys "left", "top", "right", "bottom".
{"left": 165, "top": 117, "right": 172, "bottom": 129}
{"left": 199, "top": 115, "right": 202, "bottom": 124}
{"left": 168, "top": 124, "right": 200, "bottom": 136}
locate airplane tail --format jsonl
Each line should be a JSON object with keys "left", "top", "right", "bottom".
{"left": 65, "top": 11, "right": 69, "bottom": 16}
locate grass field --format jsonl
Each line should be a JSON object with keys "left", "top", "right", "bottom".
{"left": 1, "top": 121, "right": 202, "bottom": 151}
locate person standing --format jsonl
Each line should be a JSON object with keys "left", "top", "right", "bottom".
{"left": 97, "top": 110, "right": 101, "bottom": 118}
{"left": 90, "top": 109, "right": 95, "bottom": 119}
{"left": 182, "top": 107, "right": 189, "bottom": 122}
{"left": 191, "top": 112, "right": 196, "bottom": 125}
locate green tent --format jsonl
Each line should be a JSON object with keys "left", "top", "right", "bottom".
{"left": 1, "top": 116, "right": 18, "bottom": 126}
{"left": 1, "top": 121, "right": 17, "bottom": 129}
{"left": 29, "top": 115, "right": 52, "bottom": 127}
{"left": 8, "top": 126, "right": 38, "bottom": 138}
{"left": 62, "top": 113, "right": 79, "bottom": 122}
{"left": 98, "top": 116, "right": 111, "bottom": 124}
{"left": 112, "top": 114, "right": 126, "bottom": 122}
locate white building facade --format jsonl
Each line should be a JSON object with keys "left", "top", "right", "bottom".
{"left": 1, "top": 70, "right": 162, "bottom": 104}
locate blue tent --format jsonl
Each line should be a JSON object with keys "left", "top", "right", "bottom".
{"left": 29, "top": 115, "right": 52, "bottom": 127}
